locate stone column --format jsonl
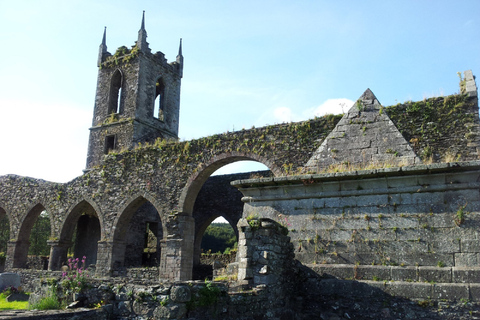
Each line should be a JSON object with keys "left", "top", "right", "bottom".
{"left": 159, "top": 214, "right": 195, "bottom": 281}
{"left": 47, "top": 240, "right": 72, "bottom": 270}
{"left": 95, "top": 240, "right": 126, "bottom": 277}
{"left": 5, "top": 241, "right": 17, "bottom": 270}
{"left": 7, "top": 240, "right": 31, "bottom": 269}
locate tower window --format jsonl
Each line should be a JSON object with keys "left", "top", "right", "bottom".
{"left": 105, "top": 135, "right": 117, "bottom": 154}
{"left": 154, "top": 78, "right": 165, "bottom": 121}
{"left": 108, "top": 69, "right": 123, "bottom": 115}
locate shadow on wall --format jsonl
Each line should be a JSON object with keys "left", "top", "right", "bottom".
{"left": 292, "top": 263, "right": 466, "bottom": 318}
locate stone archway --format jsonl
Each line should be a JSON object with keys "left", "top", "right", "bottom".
{"left": 178, "top": 152, "right": 279, "bottom": 216}
{"left": 180, "top": 154, "right": 275, "bottom": 280}
{"left": 49, "top": 199, "right": 103, "bottom": 270}
{"left": 110, "top": 194, "right": 164, "bottom": 273}
{"left": 13, "top": 203, "right": 47, "bottom": 268}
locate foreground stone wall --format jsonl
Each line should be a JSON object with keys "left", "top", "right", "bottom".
{"left": 234, "top": 162, "right": 480, "bottom": 286}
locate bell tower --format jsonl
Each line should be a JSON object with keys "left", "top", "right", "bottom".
{"left": 85, "top": 12, "right": 183, "bottom": 170}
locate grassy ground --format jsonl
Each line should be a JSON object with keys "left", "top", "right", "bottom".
{"left": 0, "top": 293, "right": 29, "bottom": 310}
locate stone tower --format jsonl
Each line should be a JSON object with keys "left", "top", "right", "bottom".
{"left": 85, "top": 12, "right": 183, "bottom": 169}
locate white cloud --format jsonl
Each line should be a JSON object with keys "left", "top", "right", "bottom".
{"left": 302, "top": 98, "right": 353, "bottom": 118}
{"left": 269, "top": 98, "right": 354, "bottom": 126}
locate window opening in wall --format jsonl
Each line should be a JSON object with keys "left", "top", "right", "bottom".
{"left": 154, "top": 78, "right": 165, "bottom": 121}
{"left": 108, "top": 70, "right": 123, "bottom": 114}
{"left": 124, "top": 201, "right": 162, "bottom": 268}
{"left": 117, "top": 87, "right": 122, "bottom": 112}
{"left": 201, "top": 220, "right": 237, "bottom": 255}
{"left": 105, "top": 135, "right": 116, "bottom": 154}
{"left": 143, "top": 222, "right": 158, "bottom": 266}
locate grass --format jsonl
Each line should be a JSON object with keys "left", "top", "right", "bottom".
{"left": 0, "top": 293, "right": 29, "bottom": 310}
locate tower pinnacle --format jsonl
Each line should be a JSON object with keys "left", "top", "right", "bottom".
{"left": 137, "top": 11, "right": 149, "bottom": 52}
{"left": 97, "top": 27, "right": 108, "bottom": 67}
{"left": 176, "top": 38, "right": 184, "bottom": 77}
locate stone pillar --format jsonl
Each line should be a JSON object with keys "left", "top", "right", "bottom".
{"left": 95, "top": 240, "right": 125, "bottom": 277}
{"left": 5, "top": 241, "right": 17, "bottom": 270}
{"left": 47, "top": 240, "right": 72, "bottom": 271}
{"left": 7, "top": 240, "right": 31, "bottom": 269}
{"left": 235, "top": 218, "right": 294, "bottom": 289}
{"left": 159, "top": 214, "right": 195, "bottom": 281}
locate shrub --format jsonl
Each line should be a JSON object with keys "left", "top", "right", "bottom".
{"left": 30, "top": 295, "right": 61, "bottom": 310}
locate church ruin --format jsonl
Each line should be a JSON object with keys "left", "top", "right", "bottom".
{"left": 0, "top": 14, "right": 479, "bottom": 311}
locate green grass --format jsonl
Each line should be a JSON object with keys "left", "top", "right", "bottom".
{"left": 0, "top": 293, "right": 29, "bottom": 310}
{"left": 29, "top": 295, "right": 61, "bottom": 310}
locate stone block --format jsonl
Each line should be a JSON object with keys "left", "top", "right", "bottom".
{"left": 411, "top": 191, "right": 444, "bottom": 206}
{"left": 386, "top": 177, "right": 418, "bottom": 189}
{"left": 356, "top": 194, "right": 389, "bottom": 207}
{"left": 354, "top": 265, "right": 391, "bottom": 281}
{"left": 432, "top": 283, "right": 469, "bottom": 301}
{"left": 384, "top": 282, "right": 432, "bottom": 299}
{"left": 390, "top": 266, "right": 417, "bottom": 281}
{"left": 469, "top": 283, "right": 480, "bottom": 301}
{"left": 452, "top": 267, "right": 480, "bottom": 283}
{"left": 461, "top": 239, "right": 480, "bottom": 253}
{"left": 422, "top": 213, "right": 456, "bottom": 228}
{"left": 418, "top": 266, "right": 452, "bottom": 283}
{"left": 395, "top": 252, "right": 454, "bottom": 267}
{"left": 455, "top": 253, "right": 479, "bottom": 267}
{"left": 430, "top": 239, "right": 460, "bottom": 253}
{"left": 309, "top": 264, "right": 354, "bottom": 279}
{"left": 335, "top": 218, "right": 368, "bottom": 230}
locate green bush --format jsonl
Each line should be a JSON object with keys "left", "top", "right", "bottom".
{"left": 30, "top": 295, "right": 61, "bottom": 310}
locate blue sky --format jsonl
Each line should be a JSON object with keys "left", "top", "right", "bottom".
{"left": 0, "top": 1, "right": 479, "bottom": 182}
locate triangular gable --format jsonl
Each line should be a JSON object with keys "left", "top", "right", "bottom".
{"left": 305, "top": 89, "right": 421, "bottom": 172}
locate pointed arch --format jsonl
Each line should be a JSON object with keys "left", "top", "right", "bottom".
{"left": 57, "top": 199, "right": 103, "bottom": 266}
{"left": 113, "top": 193, "right": 164, "bottom": 242}
{"left": 59, "top": 198, "right": 103, "bottom": 241}
{"left": 108, "top": 69, "right": 124, "bottom": 114}
{"left": 193, "top": 213, "right": 238, "bottom": 267}
{"left": 154, "top": 76, "right": 165, "bottom": 121}
{"left": 13, "top": 203, "right": 48, "bottom": 268}
{"left": 178, "top": 152, "right": 281, "bottom": 216}
{"left": 111, "top": 193, "right": 164, "bottom": 268}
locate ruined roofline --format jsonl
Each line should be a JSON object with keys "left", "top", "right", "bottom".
{"left": 231, "top": 160, "right": 480, "bottom": 189}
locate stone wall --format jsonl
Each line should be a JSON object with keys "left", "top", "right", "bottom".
{"left": 233, "top": 161, "right": 480, "bottom": 302}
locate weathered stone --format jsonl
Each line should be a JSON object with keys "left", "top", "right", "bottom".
{"left": 170, "top": 285, "right": 191, "bottom": 303}
{"left": 0, "top": 273, "right": 20, "bottom": 291}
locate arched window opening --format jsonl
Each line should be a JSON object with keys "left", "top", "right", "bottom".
{"left": 27, "top": 210, "right": 51, "bottom": 270}
{"left": 193, "top": 218, "right": 237, "bottom": 280}
{"left": 124, "top": 201, "right": 162, "bottom": 267}
{"left": 189, "top": 158, "right": 273, "bottom": 280}
{"left": 70, "top": 212, "right": 101, "bottom": 267}
{"left": 108, "top": 69, "right": 123, "bottom": 115}
{"left": 201, "top": 220, "right": 237, "bottom": 255}
{"left": 154, "top": 78, "right": 165, "bottom": 121}
{"left": 56, "top": 201, "right": 102, "bottom": 270}
{"left": 0, "top": 208, "right": 9, "bottom": 272}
